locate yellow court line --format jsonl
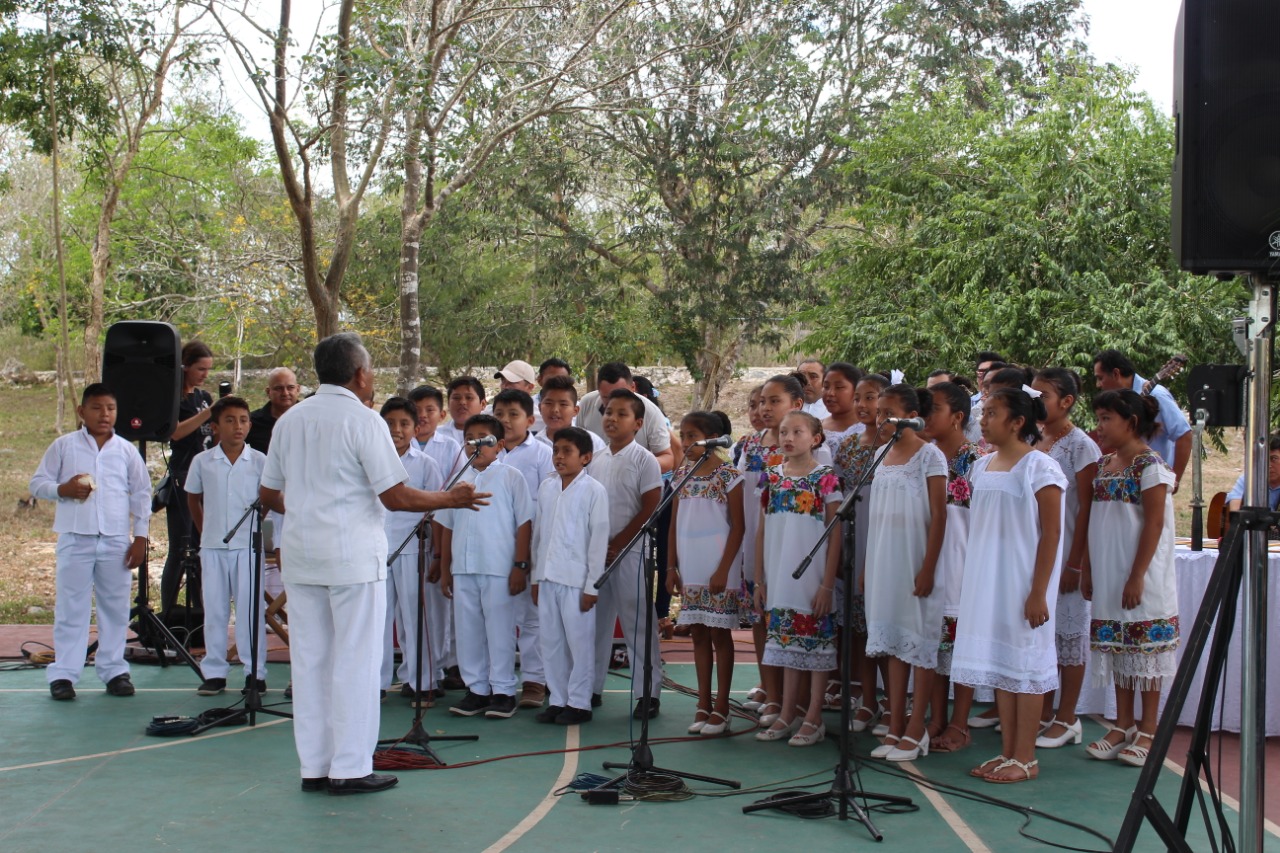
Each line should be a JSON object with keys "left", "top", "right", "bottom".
{"left": 0, "top": 718, "right": 291, "bottom": 774}
{"left": 481, "top": 724, "right": 581, "bottom": 853}
{"left": 899, "top": 761, "right": 995, "bottom": 853}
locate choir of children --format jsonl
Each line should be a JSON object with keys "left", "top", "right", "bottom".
{"left": 36, "top": 355, "right": 1181, "bottom": 786}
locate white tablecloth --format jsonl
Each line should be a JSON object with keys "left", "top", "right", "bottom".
{"left": 1074, "top": 546, "right": 1280, "bottom": 736}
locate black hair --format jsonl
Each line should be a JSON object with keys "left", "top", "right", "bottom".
{"left": 81, "top": 382, "right": 115, "bottom": 404}
{"left": 210, "top": 395, "right": 251, "bottom": 421}
{"left": 596, "top": 361, "right": 632, "bottom": 385}
{"left": 764, "top": 373, "right": 806, "bottom": 401}
{"left": 824, "top": 362, "right": 864, "bottom": 386}
{"left": 379, "top": 396, "right": 420, "bottom": 422}
{"left": 182, "top": 340, "right": 213, "bottom": 367}
{"left": 975, "top": 351, "right": 1004, "bottom": 367}
{"left": 881, "top": 383, "right": 934, "bottom": 419}
{"left": 681, "top": 410, "right": 731, "bottom": 438}
{"left": 1093, "top": 348, "right": 1137, "bottom": 379}
{"left": 927, "top": 369, "right": 954, "bottom": 380}
{"left": 1270, "top": 434, "right": 1280, "bottom": 453}
{"left": 538, "top": 357, "right": 572, "bottom": 379}
{"left": 408, "top": 384, "right": 444, "bottom": 408}
{"left": 541, "top": 374, "right": 578, "bottom": 403}
{"left": 950, "top": 374, "right": 976, "bottom": 394}
{"left": 447, "top": 376, "right": 486, "bottom": 402}
{"left": 605, "top": 387, "right": 646, "bottom": 419}
{"left": 989, "top": 387, "right": 1046, "bottom": 443}
{"left": 553, "top": 426, "right": 594, "bottom": 457}
{"left": 857, "top": 372, "right": 890, "bottom": 391}
{"left": 787, "top": 370, "right": 811, "bottom": 390}
{"left": 1035, "top": 367, "right": 1081, "bottom": 408}
{"left": 464, "top": 412, "right": 505, "bottom": 440}
{"left": 493, "top": 388, "right": 535, "bottom": 417}
{"left": 928, "top": 382, "right": 972, "bottom": 428}
{"left": 1092, "top": 389, "right": 1160, "bottom": 440}
{"left": 631, "top": 376, "right": 664, "bottom": 413}
{"left": 314, "top": 332, "right": 369, "bottom": 385}
{"left": 988, "top": 365, "right": 1035, "bottom": 390}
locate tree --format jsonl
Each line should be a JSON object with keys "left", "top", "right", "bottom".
{"left": 802, "top": 60, "right": 1247, "bottom": 389}
{"left": 527, "top": 0, "right": 1085, "bottom": 407}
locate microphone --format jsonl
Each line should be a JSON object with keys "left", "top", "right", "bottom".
{"left": 466, "top": 435, "right": 499, "bottom": 447}
{"left": 691, "top": 435, "right": 733, "bottom": 449}
{"left": 887, "top": 417, "right": 926, "bottom": 431}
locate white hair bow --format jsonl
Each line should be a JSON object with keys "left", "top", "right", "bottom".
{"left": 1022, "top": 383, "right": 1043, "bottom": 398}
{"left": 891, "top": 369, "right": 905, "bottom": 385}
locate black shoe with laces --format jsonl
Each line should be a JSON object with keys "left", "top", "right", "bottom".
{"left": 241, "top": 677, "right": 267, "bottom": 695}
{"left": 449, "top": 690, "right": 492, "bottom": 717}
{"left": 484, "top": 694, "right": 517, "bottom": 719}
{"left": 49, "top": 679, "right": 76, "bottom": 701}
{"left": 105, "top": 674, "right": 135, "bottom": 696}
{"left": 535, "top": 705, "right": 565, "bottom": 723}
{"left": 632, "top": 697, "right": 661, "bottom": 719}
{"left": 556, "top": 707, "right": 593, "bottom": 725}
{"left": 197, "top": 678, "right": 227, "bottom": 696}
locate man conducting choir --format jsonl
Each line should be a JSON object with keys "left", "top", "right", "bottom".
{"left": 259, "top": 333, "right": 489, "bottom": 796}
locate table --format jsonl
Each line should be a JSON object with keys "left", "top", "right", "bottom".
{"left": 1073, "top": 546, "right": 1280, "bottom": 736}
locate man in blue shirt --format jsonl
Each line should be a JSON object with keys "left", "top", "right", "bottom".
{"left": 1093, "top": 349, "right": 1192, "bottom": 492}
{"left": 1225, "top": 435, "right": 1280, "bottom": 513}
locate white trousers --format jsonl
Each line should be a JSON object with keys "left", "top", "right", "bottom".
{"left": 515, "top": 584, "right": 543, "bottom": 684}
{"left": 453, "top": 574, "right": 518, "bottom": 696}
{"left": 48, "top": 533, "right": 132, "bottom": 686}
{"left": 537, "top": 581, "right": 596, "bottom": 709}
{"left": 383, "top": 551, "right": 434, "bottom": 690}
{"left": 593, "top": 551, "right": 663, "bottom": 700}
{"left": 200, "top": 548, "right": 266, "bottom": 680}
{"left": 285, "top": 579, "right": 384, "bottom": 780}
{"left": 425, "top": 573, "right": 454, "bottom": 677}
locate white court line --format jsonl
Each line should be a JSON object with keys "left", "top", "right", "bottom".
{"left": 899, "top": 762, "right": 994, "bottom": 853}
{"left": 1160, "top": 757, "right": 1280, "bottom": 839}
{"left": 481, "top": 725, "right": 580, "bottom": 853}
{"left": 0, "top": 718, "right": 291, "bottom": 773}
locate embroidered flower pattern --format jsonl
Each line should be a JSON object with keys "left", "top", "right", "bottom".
{"left": 1093, "top": 451, "right": 1166, "bottom": 506}
{"left": 674, "top": 462, "right": 740, "bottom": 504}
{"left": 740, "top": 432, "right": 784, "bottom": 475}
{"left": 945, "top": 443, "right": 981, "bottom": 508}
{"left": 835, "top": 437, "right": 875, "bottom": 491}
{"left": 767, "top": 607, "right": 837, "bottom": 651}
{"left": 1090, "top": 616, "right": 1180, "bottom": 654}
{"left": 761, "top": 465, "right": 840, "bottom": 518}
{"left": 939, "top": 616, "right": 959, "bottom": 651}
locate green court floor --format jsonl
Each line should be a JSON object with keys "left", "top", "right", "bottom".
{"left": 0, "top": 662, "right": 1274, "bottom": 853}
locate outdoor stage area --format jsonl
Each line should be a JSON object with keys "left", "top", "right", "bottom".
{"left": 1, "top": 628, "right": 1277, "bottom": 853}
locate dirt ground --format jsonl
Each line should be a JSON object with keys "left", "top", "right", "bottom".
{"left": 0, "top": 372, "right": 1248, "bottom": 619}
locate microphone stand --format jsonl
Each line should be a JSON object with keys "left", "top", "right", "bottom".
{"left": 590, "top": 446, "right": 741, "bottom": 792}
{"left": 744, "top": 425, "right": 913, "bottom": 838}
{"left": 1190, "top": 408, "right": 1208, "bottom": 551}
{"left": 377, "top": 447, "right": 483, "bottom": 764}
{"left": 192, "top": 499, "right": 292, "bottom": 733}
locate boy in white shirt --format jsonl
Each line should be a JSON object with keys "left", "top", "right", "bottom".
{"left": 535, "top": 375, "right": 606, "bottom": 457}
{"left": 186, "top": 396, "right": 268, "bottom": 696}
{"left": 439, "top": 414, "right": 534, "bottom": 719}
{"left": 30, "top": 383, "right": 150, "bottom": 700}
{"left": 591, "top": 389, "right": 665, "bottom": 718}
{"left": 531, "top": 427, "right": 608, "bottom": 724}
{"left": 440, "top": 377, "right": 487, "bottom": 447}
{"left": 379, "top": 397, "right": 444, "bottom": 706}
{"left": 493, "top": 388, "right": 555, "bottom": 709}
{"left": 410, "top": 384, "right": 463, "bottom": 480}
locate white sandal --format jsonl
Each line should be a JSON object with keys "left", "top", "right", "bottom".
{"left": 984, "top": 757, "right": 1038, "bottom": 784}
{"left": 1086, "top": 724, "right": 1136, "bottom": 761}
{"left": 1117, "top": 732, "right": 1154, "bottom": 767}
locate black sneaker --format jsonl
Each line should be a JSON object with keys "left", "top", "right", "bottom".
{"left": 449, "top": 690, "right": 492, "bottom": 717}
{"left": 49, "top": 679, "right": 76, "bottom": 701}
{"left": 591, "top": 693, "right": 603, "bottom": 708}
{"left": 197, "top": 678, "right": 227, "bottom": 696}
{"left": 399, "top": 683, "right": 416, "bottom": 699}
{"left": 105, "top": 674, "right": 135, "bottom": 696}
{"left": 241, "top": 677, "right": 267, "bottom": 695}
{"left": 556, "top": 707, "right": 593, "bottom": 725}
{"left": 535, "top": 705, "right": 565, "bottom": 723}
{"left": 632, "top": 697, "right": 660, "bottom": 719}
{"left": 484, "top": 694, "right": 517, "bottom": 719}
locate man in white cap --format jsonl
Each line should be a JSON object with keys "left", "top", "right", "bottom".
{"left": 495, "top": 360, "right": 543, "bottom": 432}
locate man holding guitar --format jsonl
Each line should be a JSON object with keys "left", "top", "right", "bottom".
{"left": 1092, "top": 349, "right": 1192, "bottom": 492}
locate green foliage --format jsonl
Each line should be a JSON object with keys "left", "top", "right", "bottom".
{"left": 804, "top": 59, "right": 1249, "bottom": 399}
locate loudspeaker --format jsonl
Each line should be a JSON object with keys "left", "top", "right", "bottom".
{"left": 102, "top": 321, "right": 183, "bottom": 442}
{"left": 1172, "top": 0, "right": 1280, "bottom": 276}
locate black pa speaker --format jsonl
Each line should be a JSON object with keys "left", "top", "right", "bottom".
{"left": 102, "top": 321, "right": 182, "bottom": 442}
{"left": 1172, "top": 0, "right": 1280, "bottom": 277}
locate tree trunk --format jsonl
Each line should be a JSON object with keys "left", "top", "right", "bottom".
{"left": 46, "top": 8, "right": 74, "bottom": 431}
{"left": 396, "top": 115, "right": 425, "bottom": 397}
{"left": 83, "top": 194, "right": 121, "bottom": 384}
{"left": 692, "top": 320, "right": 744, "bottom": 409}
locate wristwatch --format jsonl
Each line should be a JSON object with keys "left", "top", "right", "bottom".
{"left": 513, "top": 561, "right": 531, "bottom": 572}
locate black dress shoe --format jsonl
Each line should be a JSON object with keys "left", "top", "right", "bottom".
{"left": 535, "top": 705, "right": 565, "bottom": 724}
{"left": 49, "top": 679, "right": 76, "bottom": 701}
{"left": 300, "top": 777, "right": 328, "bottom": 792}
{"left": 632, "top": 697, "right": 661, "bottom": 719}
{"left": 327, "top": 773, "right": 399, "bottom": 795}
{"left": 591, "top": 693, "right": 603, "bottom": 708}
{"left": 241, "top": 677, "right": 267, "bottom": 695}
{"left": 105, "top": 674, "right": 135, "bottom": 696}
